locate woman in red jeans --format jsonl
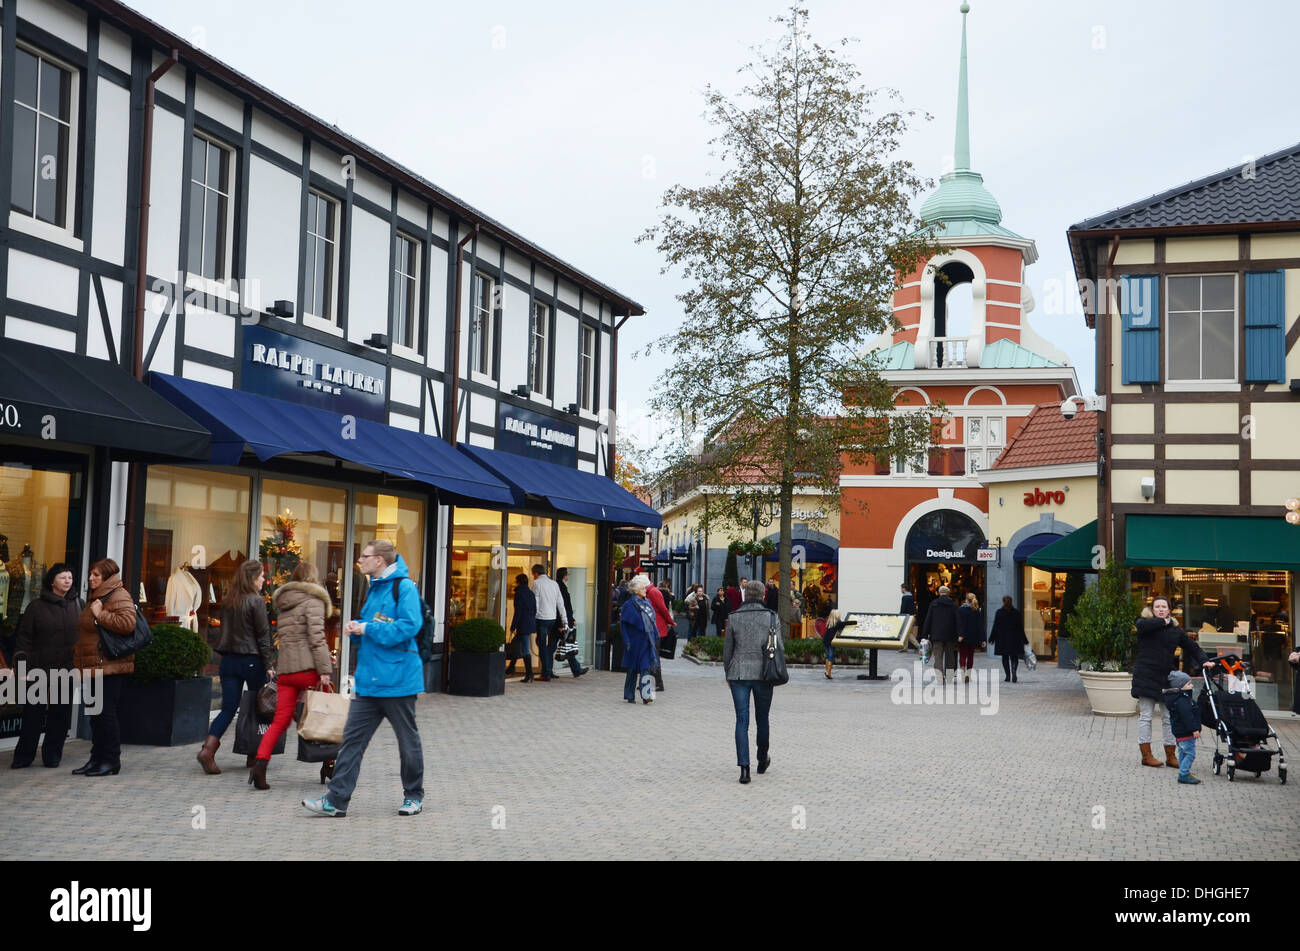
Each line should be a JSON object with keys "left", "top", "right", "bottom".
{"left": 250, "top": 562, "right": 333, "bottom": 790}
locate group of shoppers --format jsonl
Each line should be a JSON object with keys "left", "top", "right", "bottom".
{"left": 507, "top": 565, "right": 589, "bottom": 682}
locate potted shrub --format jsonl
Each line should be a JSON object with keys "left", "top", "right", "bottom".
{"left": 1065, "top": 562, "right": 1143, "bottom": 716}
{"left": 448, "top": 617, "right": 507, "bottom": 697}
{"left": 117, "top": 624, "right": 213, "bottom": 745}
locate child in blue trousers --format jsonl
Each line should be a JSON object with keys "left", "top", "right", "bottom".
{"left": 1163, "top": 670, "right": 1201, "bottom": 785}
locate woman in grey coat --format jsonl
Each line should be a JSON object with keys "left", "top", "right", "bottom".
{"left": 724, "top": 579, "right": 781, "bottom": 784}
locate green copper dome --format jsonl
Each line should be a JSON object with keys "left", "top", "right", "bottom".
{"left": 918, "top": 2, "right": 1004, "bottom": 227}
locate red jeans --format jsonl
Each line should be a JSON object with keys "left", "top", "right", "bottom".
{"left": 958, "top": 643, "right": 978, "bottom": 670}
{"left": 257, "top": 670, "right": 320, "bottom": 760}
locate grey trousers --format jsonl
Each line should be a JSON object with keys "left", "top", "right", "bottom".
{"left": 327, "top": 694, "right": 424, "bottom": 811}
{"left": 931, "top": 640, "right": 958, "bottom": 673}
{"left": 1137, "top": 696, "right": 1174, "bottom": 745}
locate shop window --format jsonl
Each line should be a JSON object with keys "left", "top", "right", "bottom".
{"left": 508, "top": 513, "right": 552, "bottom": 548}
{"left": 354, "top": 491, "right": 425, "bottom": 588}
{"left": 557, "top": 521, "right": 597, "bottom": 663}
{"left": 11, "top": 45, "right": 77, "bottom": 231}
{"left": 452, "top": 508, "right": 504, "bottom": 548}
{"left": 0, "top": 460, "right": 83, "bottom": 644}
{"left": 143, "top": 467, "right": 251, "bottom": 649}
{"left": 259, "top": 479, "right": 346, "bottom": 653}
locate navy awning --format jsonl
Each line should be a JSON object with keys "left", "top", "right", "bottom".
{"left": 1013, "top": 533, "right": 1064, "bottom": 562}
{"left": 460, "top": 444, "right": 662, "bottom": 528}
{"left": 765, "top": 540, "right": 838, "bottom": 564}
{"left": 673, "top": 545, "right": 688, "bottom": 555}
{"left": 149, "top": 374, "right": 514, "bottom": 505}
{"left": 0, "top": 340, "right": 209, "bottom": 460}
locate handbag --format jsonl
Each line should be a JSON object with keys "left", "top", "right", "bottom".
{"left": 297, "top": 734, "right": 341, "bottom": 763}
{"left": 97, "top": 599, "right": 154, "bottom": 660}
{"left": 256, "top": 680, "right": 278, "bottom": 723}
{"left": 233, "top": 689, "right": 286, "bottom": 756}
{"left": 1023, "top": 644, "right": 1038, "bottom": 670}
{"left": 761, "top": 619, "right": 789, "bottom": 686}
{"left": 298, "top": 681, "right": 349, "bottom": 743}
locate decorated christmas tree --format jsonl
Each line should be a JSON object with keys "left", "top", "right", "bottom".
{"left": 258, "top": 509, "right": 302, "bottom": 612}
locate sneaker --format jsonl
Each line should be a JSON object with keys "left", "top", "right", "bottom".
{"left": 1177, "top": 775, "right": 1200, "bottom": 785}
{"left": 399, "top": 797, "right": 422, "bottom": 816}
{"left": 301, "top": 796, "right": 346, "bottom": 817}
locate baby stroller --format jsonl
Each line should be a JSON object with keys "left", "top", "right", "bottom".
{"left": 1199, "top": 655, "right": 1287, "bottom": 783}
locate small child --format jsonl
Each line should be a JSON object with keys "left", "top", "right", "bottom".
{"left": 1163, "top": 670, "right": 1201, "bottom": 785}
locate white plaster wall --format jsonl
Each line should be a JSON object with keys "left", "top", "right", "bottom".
{"left": 152, "top": 52, "right": 185, "bottom": 102}
{"left": 557, "top": 279, "right": 579, "bottom": 309}
{"left": 390, "top": 367, "right": 421, "bottom": 408}
{"left": 425, "top": 242, "right": 447, "bottom": 369}
{"left": 184, "top": 304, "right": 234, "bottom": 357}
{"left": 23, "top": 0, "right": 86, "bottom": 47}
{"left": 91, "top": 78, "right": 130, "bottom": 265}
{"left": 309, "top": 142, "right": 344, "bottom": 184}
{"left": 553, "top": 310, "right": 578, "bottom": 406}
{"left": 504, "top": 250, "right": 530, "bottom": 283}
{"left": 9, "top": 250, "right": 77, "bottom": 315}
{"left": 143, "top": 290, "right": 176, "bottom": 375}
{"left": 352, "top": 167, "right": 390, "bottom": 210}
{"left": 425, "top": 387, "right": 442, "bottom": 437}
{"left": 388, "top": 413, "right": 419, "bottom": 433}
{"left": 194, "top": 77, "right": 243, "bottom": 132}
{"left": 396, "top": 191, "right": 424, "bottom": 228}
{"left": 182, "top": 361, "right": 231, "bottom": 387}
{"left": 97, "top": 22, "right": 133, "bottom": 74}
{"left": 85, "top": 277, "right": 123, "bottom": 362}
{"left": 344, "top": 207, "right": 390, "bottom": 346}
{"left": 500, "top": 283, "right": 530, "bottom": 391}
{"left": 6, "top": 318, "right": 74, "bottom": 351}
{"left": 251, "top": 109, "right": 301, "bottom": 162}
{"left": 470, "top": 394, "right": 495, "bottom": 427}
{"left": 145, "top": 108, "right": 185, "bottom": 280}
{"left": 244, "top": 157, "right": 301, "bottom": 308}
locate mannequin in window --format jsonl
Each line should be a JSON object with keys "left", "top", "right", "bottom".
{"left": 166, "top": 563, "right": 203, "bottom": 633}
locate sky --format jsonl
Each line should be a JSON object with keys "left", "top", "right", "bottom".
{"left": 127, "top": 0, "right": 1300, "bottom": 441}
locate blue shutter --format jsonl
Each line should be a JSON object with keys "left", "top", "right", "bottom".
{"left": 1244, "top": 270, "right": 1285, "bottom": 383}
{"left": 1120, "top": 274, "right": 1160, "bottom": 384}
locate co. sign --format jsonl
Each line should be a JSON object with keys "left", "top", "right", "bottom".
{"left": 0, "top": 403, "right": 19, "bottom": 430}
{"left": 1023, "top": 488, "right": 1065, "bottom": 506}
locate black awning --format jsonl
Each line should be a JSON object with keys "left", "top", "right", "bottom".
{"left": 0, "top": 339, "right": 210, "bottom": 460}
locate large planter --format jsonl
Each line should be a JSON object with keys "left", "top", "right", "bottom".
{"left": 118, "top": 677, "right": 213, "bottom": 746}
{"left": 448, "top": 650, "right": 505, "bottom": 697}
{"left": 1079, "top": 670, "right": 1138, "bottom": 717}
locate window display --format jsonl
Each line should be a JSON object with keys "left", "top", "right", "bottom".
{"left": 259, "top": 479, "right": 346, "bottom": 654}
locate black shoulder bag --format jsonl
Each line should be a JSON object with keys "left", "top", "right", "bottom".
{"left": 97, "top": 595, "right": 154, "bottom": 660}
{"left": 761, "top": 615, "right": 789, "bottom": 686}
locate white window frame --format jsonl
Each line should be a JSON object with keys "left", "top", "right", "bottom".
{"left": 579, "top": 325, "right": 595, "bottom": 412}
{"left": 187, "top": 133, "right": 235, "bottom": 284}
{"left": 529, "top": 300, "right": 549, "bottom": 396}
{"left": 9, "top": 43, "right": 79, "bottom": 239}
{"left": 1165, "top": 273, "right": 1238, "bottom": 389}
{"left": 964, "top": 414, "right": 1004, "bottom": 476}
{"left": 471, "top": 270, "right": 495, "bottom": 378}
{"left": 303, "top": 190, "right": 340, "bottom": 331}
{"left": 392, "top": 232, "right": 421, "bottom": 355}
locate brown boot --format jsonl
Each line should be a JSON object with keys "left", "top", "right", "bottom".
{"left": 1164, "top": 745, "right": 1179, "bottom": 768}
{"left": 248, "top": 758, "right": 269, "bottom": 790}
{"left": 1139, "top": 743, "right": 1163, "bottom": 767}
{"left": 246, "top": 754, "right": 256, "bottom": 769}
{"left": 196, "top": 736, "right": 221, "bottom": 775}
{"left": 824, "top": 660, "right": 833, "bottom": 680}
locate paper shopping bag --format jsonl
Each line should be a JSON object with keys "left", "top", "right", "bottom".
{"left": 297, "top": 686, "right": 350, "bottom": 743}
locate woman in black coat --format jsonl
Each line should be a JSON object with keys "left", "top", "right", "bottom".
{"left": 989, "top": 595, "right": 1028, "bottom": 683}
{"left": 11, "top": 563, "right": 82, "bottom": 768}
{"left": 710, "top": 587, "right": 729, "bottom": 637}
{"left": 508, "top": 574, "right": 537, "bottom": 682}
{"left": 921, "top": 586, "right": 960, "bottom": 684}
{"left": 1132, "top": 596, "right": 1212, "bottom": 768}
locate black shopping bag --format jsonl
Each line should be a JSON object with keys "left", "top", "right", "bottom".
{"left": 296, "top": 735, "right": 341, "bottom": 763}
{"left": 232, "top": 689, "right": 286, "bottom": 756}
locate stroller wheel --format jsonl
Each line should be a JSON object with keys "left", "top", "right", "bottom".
{"left": 1280, "top": 768, "right": 1287, "bottom": 785}
{"left": 1228, "top": 766, "right": 1235, "bottom": 782}
{"left": 1213, "top": 759, "right": 1222, "bottom": 775}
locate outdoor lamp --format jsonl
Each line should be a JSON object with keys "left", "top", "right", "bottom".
{"left": 1287, "top": 510, "right": 1300, "bottom": 526}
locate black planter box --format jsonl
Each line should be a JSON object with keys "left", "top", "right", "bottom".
{"left": 116, "top": 677, "right": 212, "bottom": 746}
{"left": 448, "top": 650, "right": 505, "bottom": 697}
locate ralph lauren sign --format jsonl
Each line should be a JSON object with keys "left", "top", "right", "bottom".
{"left": 496, "top": 404, "right": 578, "bottom": 468}
{"left": 242, "top": 325, "right": 386, "bottom": 423}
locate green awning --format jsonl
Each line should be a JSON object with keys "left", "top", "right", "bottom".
{"left": 1025, "top": 521, "right": 1098, "bottom": 570}
{"left": 1125, "top": 515, "right": 1300, "bottom": 571}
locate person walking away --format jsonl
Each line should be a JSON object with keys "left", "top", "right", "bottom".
{"left": 724, "top": 580, "right": 780, "bottom": 784}
{"left": 1133, "top": 595, "right": 1212, "bottom": 768}
{"left": 303, "top": 539, "right": 425, "bottom": 818}
{"left": 508, "top": 573, "right": 537, "bottom": 682}
{"left": 1163, "top": 670, "right": 1202, "bottom": 785}
{"left": 957, "top": 593, "right": 985, "bottom": 683}
{"left": 900, "top": 583, "right": 921, "bottom": 652}
{"left": 555, "top": 567, "right": 588, "bottom": 678}
{"left": 197, "top": 560, "right": 274, "bottom": 775}
{"left": 72, "top": 558, "right": 139, "bottom": 777}
{"left": 11, "top": 563, "right": 81, "bottom": 768}
{"left": 644, "top": 574, "right": 673, "bottom": 691}
{"left": 531, "top": 564, "right": 563, "bottom": 682}
{"left": 250, "top": 562, "right": 333, "bottom": 790}
{"left": 711, "top": 587, "right": 730, "bottom": 637}
{"left": 921, "top": 585, "right": 960, "bottom": 685}
{"left": 989, "top": 595, "right": 1028, "bottom": 682}
{"left": 620, "top": 576, "right": 659, "bottom": 704}
{"left": 821, "top": 608, "right": 857, "bottom": 680}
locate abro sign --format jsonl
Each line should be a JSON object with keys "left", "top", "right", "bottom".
{"left": 1023, "top": 488, "right": 1065, "bottom": 507}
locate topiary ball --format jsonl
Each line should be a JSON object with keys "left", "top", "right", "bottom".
{"left": 132, "top": 624, "right": 212, "bottom": 684}
{"left": 450, "top": 617, "right": 506, "bottom": 653}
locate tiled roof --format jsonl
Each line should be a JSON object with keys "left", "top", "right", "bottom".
{"left": 1069, "top": 141, "right": 1300, "bottom": 233}
{"left": 992, "top": 403, "right": 1098, "bottom": 470}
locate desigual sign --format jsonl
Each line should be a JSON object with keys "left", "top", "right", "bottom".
{"left": 242, "top": 324, "right": 387, "bottom": 422}
{"left": 1023, "top": 488, "right": 1066, "bottom": 506}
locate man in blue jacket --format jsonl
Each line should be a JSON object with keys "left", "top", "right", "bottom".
{"left": 303, "top": 539, "right": 425, "bottom": 818}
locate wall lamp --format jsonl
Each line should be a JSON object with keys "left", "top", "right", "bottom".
{"left": 363, "top": 333, "right": 389, "bottom": 349}
{"left": 565, "top": 403, "right": 579, "bottom": 415}
{"left": 511, "top": 384, "right": 530, "bottom": 398}
{"left": 268, "top": 299, "right": 295, "bottom": 320}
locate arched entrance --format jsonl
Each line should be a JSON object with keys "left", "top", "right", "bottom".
{"left": 906, "top": 509, "right": 987, "bottom": 627}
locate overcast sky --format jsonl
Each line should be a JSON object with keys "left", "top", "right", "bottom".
{"left": 128, "top": 0, "right": 1299, "bottom": 437}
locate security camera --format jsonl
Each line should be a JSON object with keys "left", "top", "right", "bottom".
{"left": 1060, "top": 398, "right": 1077, "bottom": 420}
{"left": 1141, "top": 477, "right": 1156, "bottom": 500}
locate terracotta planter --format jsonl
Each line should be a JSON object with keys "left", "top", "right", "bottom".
{"left": 1079, "top": 670, "right": 1138, "bottom": 717}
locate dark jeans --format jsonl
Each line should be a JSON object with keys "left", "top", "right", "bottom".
{"left": 537, "top": 620, "right": 558, "bottom": 678}
{"left": 728, "top": 679, "right": 773, "bottom": 767}
{"left": 210, "top": 654, "right": 266, "bottom": 739}
{"left": 328, "top": 694, "right": 424, "bottom": 811}
{"left": 1001, "top": 655, "right": 1020, "bottom": 679}
{"left": 15, "top": 687, "right": 73, "bottom": 766}
{"left": 89, "top": 673, "right": 125, "bottom": 768}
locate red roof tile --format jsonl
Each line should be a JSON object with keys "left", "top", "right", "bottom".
{"left": 992, "top": 403, "right": 1099, "bottom": 470}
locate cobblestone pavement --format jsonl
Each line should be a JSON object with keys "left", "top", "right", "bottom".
{"left": 3, "top": 652, "right": 1298, "bottom": 860}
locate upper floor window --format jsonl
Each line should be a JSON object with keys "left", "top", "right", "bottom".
{"left": 529, "top": 301, "right": 549, "bottom": 394}
{"left": 471, "top": 271, "right": 494, "bottom": 375}
{"left": 965, "top": 415, "right": 1003, "bottom": 476}
{"left": 392, "top": 233, "right": 420, "bottom": 350}
{"left": 1167, "top": 274, "right": 1236, "bottom": 383}
{"left": 11, "top": 46, "right": 76, "bottom": 230}
{"left": 188, "top": 135, "right": 233, "bottom": 280}
{"left": 304, "top": 191, "right": 338, "bottom": 321}
{"left": 579, "top": 325, "right": 595, "bottom": 411}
